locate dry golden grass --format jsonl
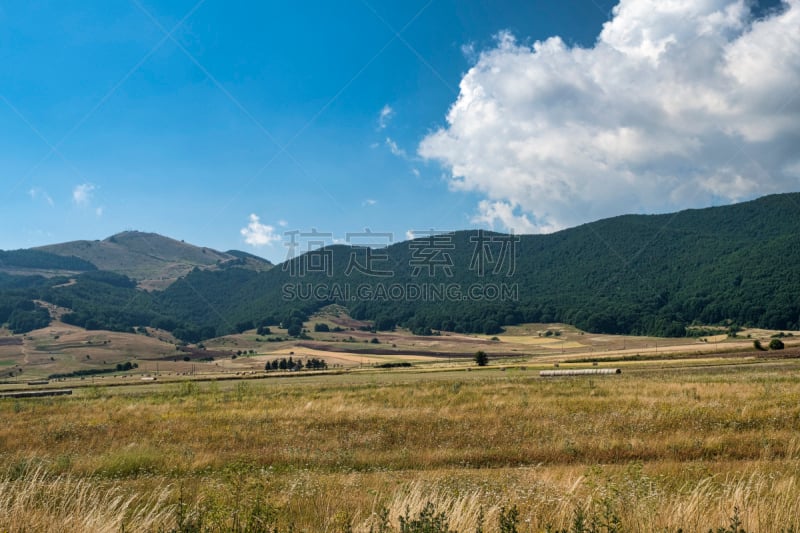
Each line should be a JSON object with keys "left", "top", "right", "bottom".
{"left": 0, "top": 467, "right": 172, "bottom": 532}
{"left": 2, "top": 361, "right": 800, "bottom": 531}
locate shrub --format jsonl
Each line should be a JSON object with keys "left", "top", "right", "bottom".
{"left": 474, "top": 351, "right": 488, "bottom": 366}
{"left": 769, "top": 338, "right": 785, "bottom": 350}
{"left": 498, "top": 505, "right": 520, "bottom": 533}
{"left": 398, "top": 502, "right": 455, "bottom": 533}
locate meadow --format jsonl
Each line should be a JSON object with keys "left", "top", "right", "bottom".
{"left": 2, "top": 357, "right": 800, "bottom": 532}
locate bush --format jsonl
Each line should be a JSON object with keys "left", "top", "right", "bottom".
{"left": 398, "top": 502, "right": 455, "bottom": 533}
{"left": 769, "top": 338, "right": 785, "bottom": 350}
{"left": 498, "top": 505, "right": 520, "bottom": 533}
{"left": 475, "top": 351, "right": 489, "bottom": 366}
{"left": 753, "top": 339, "right": 765, "bottom": 351}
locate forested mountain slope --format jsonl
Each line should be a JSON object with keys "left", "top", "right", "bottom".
{"left": 2, "top": 193, "right": 798, "bottom": 339}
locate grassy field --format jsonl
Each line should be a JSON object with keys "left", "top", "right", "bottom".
{"left": 3, "top": 313, "right": 791, "bottom": 383}
{"left": 2, "top": 356, "right": 800, "bottom": 532}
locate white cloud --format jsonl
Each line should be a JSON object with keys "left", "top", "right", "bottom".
{"left": 278, "top": 219, "right": 288, "bottom": 227}
{"left": 386, "top": 137, "right": 407, "bottom": 158}
{"left": 28, "top": 187, "right": 54, "bottom": 207}
{"left": 362, "top": 198, "right": 378, "bottom": 206}
{"left": 461, "top": 42, "right": 477, "bottom": 62}
{"left": 411, "top": 168, "right": 420, "bottom": 177}
{"left": 240, "top": 214, "right": 281, "bottom": 247}
{"left": 419, "top": 0, "right": 800, "bottom": 234}
{"left": 472, "top": 200, "right": 539, "bottom": 234}
{"left": 405, "top": 230, "right": 416, "bottom": 241}
{"left": 378, "top": 104, "right": 394, "bottom": 129}
{"left": 95, "top": 207, "right": 104, "bottom": 217}
{"left": 72, "top": 183, "right": 95, "bottom": 207}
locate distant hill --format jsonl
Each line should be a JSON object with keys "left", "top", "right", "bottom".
{"left": 1, "top": 193, "right": 798, "bottom": 339}
{"left": 0, "top": 249, "right": 97, "bottom": 277}
{"left": 223, "top": 249, "right": 276, "bottom": 273}
{"left": 35, "top": 231, "right": 272, "bottom": 289}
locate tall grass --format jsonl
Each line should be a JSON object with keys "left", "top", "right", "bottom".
{"left": 4, "top": 467, "right": 795, "bottom": 531}
{"left": 0, "top": 466, "right": 172, "bottom": 532}
{"left": 2, "top": 364, "right": 800, "bottom": 530}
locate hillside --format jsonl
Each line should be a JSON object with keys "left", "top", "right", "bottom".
{"left": 1, "top": 193, "right": 798, "bottom": 340}
{"left": 152, "top": 194, "right": 800, "bottom": 335}
{"left": 0, "top": 249, "right": 97, "bottom": 278}
{"left": 35, "top": 231, "right": 271, "bottom": 288}
{"left": 157, "top": 192, "right": 800, "bottom": 339}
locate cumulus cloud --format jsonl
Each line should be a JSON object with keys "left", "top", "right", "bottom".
{"left": 241, "top": 214, "right": 281, "bottom": 247}
{"left": 420, "top": 0, "right": 800, "bottom": 233}
{"left": 72, "top": 183, "right": 95, "bottom": 206}
{"left": 472, "top": 200, "right": 538, "bottom": 234}
{"left": 378, "top": 104, "right": 394, "bottom": 129}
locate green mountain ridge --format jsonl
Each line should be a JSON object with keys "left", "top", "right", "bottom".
{"left": 1, "top": 193, "right": 799, "bottom": 339}
{"left": 33, "top": 230, "right": 272, "bottom": 288}
{"left": 0, "top": 249, "right": 97, "bottom": 275}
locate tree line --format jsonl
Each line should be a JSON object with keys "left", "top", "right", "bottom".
{"left": 265, "top": 357, "right": 328, "bottom": 371}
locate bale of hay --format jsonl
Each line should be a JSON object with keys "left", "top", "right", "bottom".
{"left": 539, "top": 368, "right": 621, "bottom": 377}
{"left": 0, "top": 389, "right": 72, "bottom": 398}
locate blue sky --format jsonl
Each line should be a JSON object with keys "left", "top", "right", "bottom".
{"left": 2, "top": 0, "right": 797, "bottom": 263}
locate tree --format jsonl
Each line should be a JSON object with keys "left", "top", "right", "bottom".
{"left": 483, "top": 320, "right": 502, "bottom": 335}
{"left": 753, "top": 339, "right": 765, "bottom": 351}
{"left": 235, "top": 320, "right": 254, "bottom": 334}
{"left": 313, "top": 323, "right": 330, "bottom": 332}
{"left": 375, "top": 316, "right": 396, "bottom": 331}
{"left": 769, "top": 338, "right": 785, "bottom": 350}
{"left": 475, "top": 350, "right": 489, "bottom": 366}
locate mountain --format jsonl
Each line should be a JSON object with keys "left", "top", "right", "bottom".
{"left": 224, "top": 249, "right": 277, "bottom": 273}
{"left": 1, "top": 193, "right": 799, "bottom": 339}
{"left": 35, "top": 231, "right": 272, "bottom": 289}
{"left": 156, "top": 192, "right": 800, "bottom": 339}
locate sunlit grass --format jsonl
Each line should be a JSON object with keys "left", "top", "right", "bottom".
{"left": 2, "top": 362, "right": 800, "bottom": 530}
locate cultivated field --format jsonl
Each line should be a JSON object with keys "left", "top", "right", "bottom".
{"left": 2, "top": 350, "right": 800, "bottom": 532}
